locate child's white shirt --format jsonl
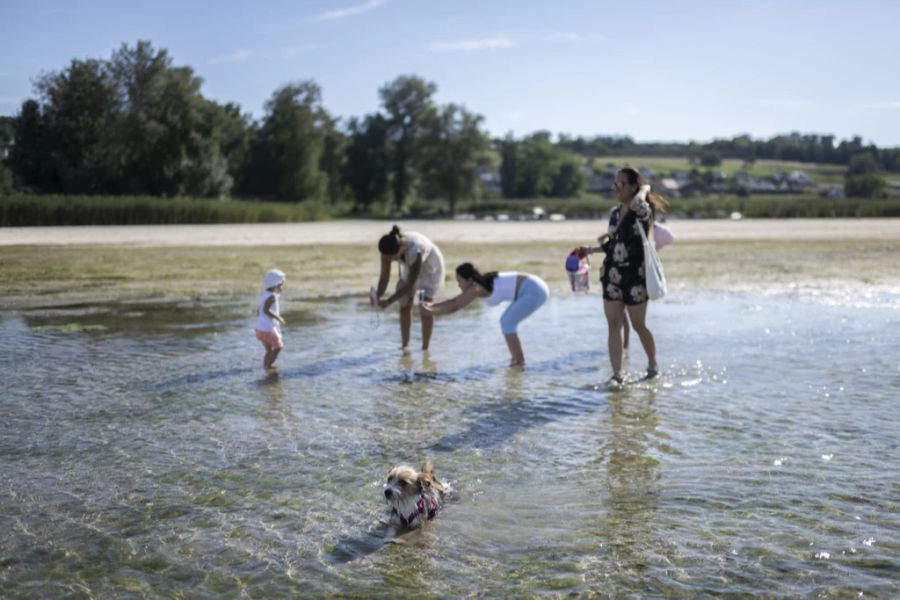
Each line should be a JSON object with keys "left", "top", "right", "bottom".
{"left": 256, "top": 290, "right": 280, "bottom": 332}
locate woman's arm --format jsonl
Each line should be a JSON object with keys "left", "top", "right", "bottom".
{"left": 421, "top": 285, "right": 481, "bottom": 316}
{"left": 375, "top": 253, "right": 392, "bottom": 299}
{"left": 379, "top": 253, "right": 422, "bottom": 308}
{"left": 630, "top": 185, "right": 652, "bottom": 223}
{"left": 578, "top": 233, "right": 610, "bottom": 257}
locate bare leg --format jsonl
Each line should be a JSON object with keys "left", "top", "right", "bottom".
{"left": 399, "top": 303, "right": 412, "bottom": 350}
{"left": 504, "top": 333, "right": 525, "bottom": 366}
{"left": 420, "top": 297, "right": 434, "bottom": 350}
{"left": 623, "top": 313, "right": 631, "bottom": 350}
{"left": 625, "top": 302, "right": 657, "bottom": 374}
{"left": 264, "top": 347, "right": 281, "bottom": 369}
{"left": 604, "top": 299, "right": 626, "bottom": 378}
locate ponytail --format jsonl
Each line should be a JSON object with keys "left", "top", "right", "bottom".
{"left": 647, "top": 191, "right": 668, "bottom": 219}
{"left": 456, "top": 262, "right": 498, "bottom": 293}
{"left": 378, "top": 225, "right": 402, "bottom": 255}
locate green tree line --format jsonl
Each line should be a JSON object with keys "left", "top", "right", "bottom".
{"left": 0, "top": 41, "right": 491, "bottom": 214}
{"left": 1, "top": 40, "right": 898, "bottom": 210}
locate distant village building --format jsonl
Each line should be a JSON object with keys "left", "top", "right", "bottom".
{"left": 658, "top": 178, "right": 681, "bottom": 196}
{"left": 477, "top": 167, "right": 502, "bottom": 194}
{"left": 638, "top": 167, "right": 656, "bottom": 180}
{"left": 586, "top": 172, "right": 613, "bottom": 193}
{"left": 822, "top": 184, "right": 845, "bottom": 198}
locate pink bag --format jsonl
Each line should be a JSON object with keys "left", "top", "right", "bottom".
{"left": 653, "top": 222, "right": 675, "bottom": 250}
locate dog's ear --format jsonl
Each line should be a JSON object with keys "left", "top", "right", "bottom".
{"left": 418, "top": 460, "right": 436, "bottom": 490}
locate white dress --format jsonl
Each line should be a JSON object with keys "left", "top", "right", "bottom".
{"left": 398, "top": 232, "right": 445, "bottom": 299}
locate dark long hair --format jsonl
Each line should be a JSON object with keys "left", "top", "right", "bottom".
{"left": 378, "top": 225, "right": 402, "bottom": 255}
{"left": 618, "top": 167, "right": 668, "bottom": 218}
{"left": 456, "top": 262, "right": 497, "bottom": 293}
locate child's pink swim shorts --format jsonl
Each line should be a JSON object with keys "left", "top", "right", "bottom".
{"left": 255, "top": 329, "right": 283, "bottom": 351}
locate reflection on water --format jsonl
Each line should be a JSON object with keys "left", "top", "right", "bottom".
{"left": 1, "top": 290, "right": 899, "bottom": 597}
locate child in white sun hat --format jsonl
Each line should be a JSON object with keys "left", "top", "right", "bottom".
{"left": 255, "top": 269, "right": 286, "bottom": 369}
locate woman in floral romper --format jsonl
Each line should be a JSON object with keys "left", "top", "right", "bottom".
{"left": 580, "top": 167, "right": 666, "bottom": 384}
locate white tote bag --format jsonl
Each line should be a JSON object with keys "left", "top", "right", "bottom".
{"left": 638, "top": 221, "right": 667, "bottom": 300}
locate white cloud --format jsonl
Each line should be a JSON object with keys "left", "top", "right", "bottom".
{"left": 209, "top": 50, "right": 254, "bottom": 65}
{"left": 279, "top": 44, "right": 316, "bottom": 58}
{"left": 427, "top": 37, "right": 514, "bottom": 52}
{"left": 312, "top": 0, "right": 387, "bottom": 22}
{"left": 426, "top": 31, "right": 598, "bottom": 53}
{"left": 758, "top": 98, "right": 818, "bottom": 111}
{"left": 548, "top": 31, "right": 582, "bottom": 43}
{"left": 545, "top": 31, "right": 604, "bottom": 44}
{"left": 623, "top": 104, "right": 640, "bottom": 116}
{"left": 861, "top": 101, "right": 900, "bottom": 110}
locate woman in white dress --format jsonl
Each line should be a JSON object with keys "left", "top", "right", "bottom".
{"left": 374, "top": 225, "right": 445, "bottom": 351}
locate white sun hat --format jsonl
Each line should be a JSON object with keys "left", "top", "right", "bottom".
{"left": 263, "top": 269, "right": 285, "bottom": 289}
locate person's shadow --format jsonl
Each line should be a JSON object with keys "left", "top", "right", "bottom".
{"left": 155, "top": 351, "right": 384, "bottom": 390}
{"left": 428, "top": 350, "right": 609, "bottom": 451}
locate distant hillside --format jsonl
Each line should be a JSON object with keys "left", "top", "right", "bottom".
{"left": 588, "top": 156, "right": 846, "bottom": 185}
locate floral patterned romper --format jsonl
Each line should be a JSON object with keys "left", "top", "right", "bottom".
{"left": 599, "top": 197, "right": 652, "bottom": 305}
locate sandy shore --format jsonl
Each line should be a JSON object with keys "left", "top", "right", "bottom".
{"left": 2, "top": 218, "right": 900, "bottom": 246}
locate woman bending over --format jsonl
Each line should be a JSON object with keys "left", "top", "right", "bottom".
{"left": 422, "top": 263, "right": 549, "bottom": 366}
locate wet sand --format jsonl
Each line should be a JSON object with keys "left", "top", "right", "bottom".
{"left": 3, "top": 218, "right": 900, "bottom": 246}
{"left": 2, "top": 218, "right": 898, "bottom": 310}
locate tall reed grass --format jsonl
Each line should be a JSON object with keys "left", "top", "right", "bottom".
{"left": 0, "top": 195, "right": 333, "bottom": 226}
{"left": 3, "top": 193, "right": 899, "bottom": 226}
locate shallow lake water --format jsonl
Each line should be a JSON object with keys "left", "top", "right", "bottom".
{"left": 1, "top": 286, "right": 899, "bottom": 597}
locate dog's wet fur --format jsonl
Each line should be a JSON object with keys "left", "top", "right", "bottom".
{"left": 383, "top": 461, "right": 447, "bottom": 530}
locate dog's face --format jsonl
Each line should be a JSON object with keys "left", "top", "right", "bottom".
{"left": 383, "top": 462, "right": 445, "bottom": 528}
{"left": 383, "top": 465, "right": 422, "bottom": 504}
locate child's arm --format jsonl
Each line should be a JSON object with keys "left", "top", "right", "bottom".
{"left": 263, "top": 295, "right": 285, "bottom": 325}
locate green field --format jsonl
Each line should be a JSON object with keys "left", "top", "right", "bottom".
{"left": 595, "top": 156, "right": 848, "bottom": 185}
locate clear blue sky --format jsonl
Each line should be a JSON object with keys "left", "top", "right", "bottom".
{"left": 2, "top": 0, "right": 899, "bottom": 146}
